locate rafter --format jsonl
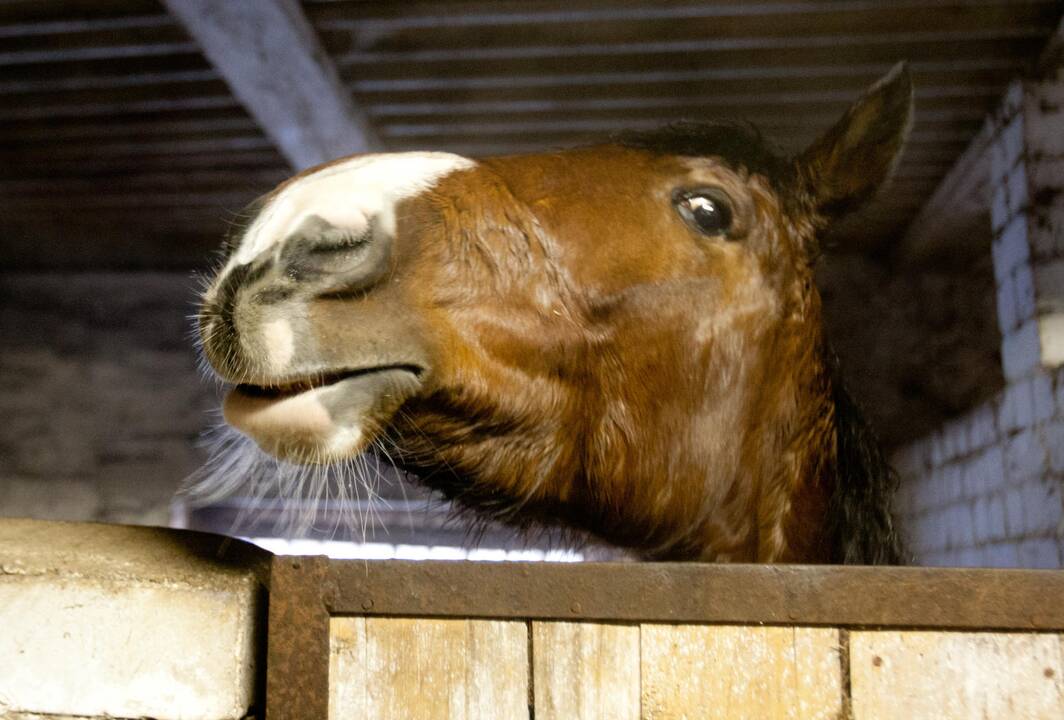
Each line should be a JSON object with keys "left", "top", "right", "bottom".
{"left": 162, "top": 0, "right": 379, "bottom": 169}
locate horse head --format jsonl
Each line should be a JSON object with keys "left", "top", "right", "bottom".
{"left": 197, "top": 64, "right": 913, "bottom": 562}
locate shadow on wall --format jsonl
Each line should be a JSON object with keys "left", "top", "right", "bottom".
{"left": 819, "top": 250, "right": 1005, "bottom": 451}
{"left": 0, "top": 272, "right": 215, "bottom": 525}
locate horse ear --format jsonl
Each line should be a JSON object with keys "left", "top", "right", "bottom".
{"left": 798, "top": 62, "right": 913, "bottom": 217}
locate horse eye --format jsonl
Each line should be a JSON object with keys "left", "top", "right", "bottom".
{"left": 675, "top": 190, "right": 733, "bottom": 237}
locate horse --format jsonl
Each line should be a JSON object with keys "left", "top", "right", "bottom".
{"left": 194, "top": 63, "right": 913, "bottom": 564}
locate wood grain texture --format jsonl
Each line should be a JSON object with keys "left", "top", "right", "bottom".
{"left": 328, "top": 617, "right": 529, "bottom": 720}
{"left": 640, "top": 625, "right": 843, "bottom": 720}
{"left": 850, "top": 631, "right": 1064, "bottom": 720}
{"left": 532, "top": 621, "right": 640, "bottom": 720}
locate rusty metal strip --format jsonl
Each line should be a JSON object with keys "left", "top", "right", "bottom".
{"left": 266, "top": 555, "right": 333, "bottom": 720}
{"left": 326, "top": 561, "right": 1064, "bottom": 631}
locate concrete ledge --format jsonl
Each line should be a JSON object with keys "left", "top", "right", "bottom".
{"left": 0, "top": 518, "right": 270, "bottom": 720}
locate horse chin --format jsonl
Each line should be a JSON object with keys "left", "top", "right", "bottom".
{"left": 222, "top": 366, "right": 423, "bottom": 464}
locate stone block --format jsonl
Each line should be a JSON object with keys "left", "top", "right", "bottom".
{"left": 998, "top": 379, "right": 1034, "bottom": 434}
{"left": 921, "top": 550, "right": 952, "bottom": 568}
{"left": 1002, "top": 320, "right": 1042, "bottom": 382}
{"left": 1005, "top": 486, "right": 1026, "bottom": 536}
{"left": 963, "top": 445, "right": 1005, "bottom": 499}
{"left": 996, "top": 270, "right": 1018, "bottom": 333}
{"left": 1017, "top": 538, "right": 1061, "bottom": 568}
{"left": 1013, "top": 263, "right": 1037, "bottom": 325}
{"left": 913, "top": 511, "right": 948, "bottom": 553}
{"left": 983, "top": 541, "right": 1021, "bottom": 568}
{"left": 946, "top": 417, "right": 970, "bottom": 460}
{"left": 945, "top": 503, "right": 975, "bottom": 550}
{"left": 972, "top": 496, "right": 990, "bottom": 544}
{"left": 966, "top": 403, "right": 999, "bottom": 452}
{"left": 942, "top": 463, "right": 964, "bottom": 505}
{"left": 956, "top": 546, "right": 986, "bottom": 568}
{"left": 1005, "top": 428, "right": 1048, "bottom": 484}
{"left": 1045, "top": 421, "right": 1064, "bottom": 474}
{"left": 1007, "top": 162, "right": 1030, "bottom": 218}
{"left": 1020, "top": 480, "right": 1063, "bottom": 535}
{"left": 986, "top": 493, "right": 1007, "bottom": 541}
{"left": 0, "top": 518, "right": 268, "bottom": 720}
{"left": 1032, "top": 371, "right": 1055, "bottom": 423}
{"left": 992, "top": 213, "right": 1030, "bottom": 281}
{"left": 992, "top": 182, "right": 1011, "bottom": 234}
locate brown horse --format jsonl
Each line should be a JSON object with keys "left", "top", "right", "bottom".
{"left": 196, "top": 64, "right": 913, "bottom": 564}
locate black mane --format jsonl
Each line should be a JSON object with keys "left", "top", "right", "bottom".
{"left": 616, "top": 122, "right": 796, "bottom": 195}
{"left": 825, "top": 364, "right": 906, "bottom": 565}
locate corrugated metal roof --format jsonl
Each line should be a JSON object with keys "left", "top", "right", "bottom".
{"left": 1, "top": 0, "right": 1059, "bottom": 267}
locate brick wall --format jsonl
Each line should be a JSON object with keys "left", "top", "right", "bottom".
{"left": 893, "top": 367, "right": 1064, "bottom": 567}
{"left": 0, "top": 273, "right": 214, "bottom": 525}
{"left": 894, "top": 74, "right": 1064, "bottom": 568}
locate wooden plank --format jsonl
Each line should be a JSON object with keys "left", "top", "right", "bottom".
{"left": 640, "top": 625, "right": 844, "bottom": 720}
{"left": 850, "top": 631, "right": 1064, "bottom": 719}
{"left": 328, "top": 617, "right": 368, "bottom": 719}
{"left": 327, "top": 562, "right": 1064, "bottom": 631}
{"left": 163, "top": 0, "right": 379, "bottom": 169}
{"left": 532, "top": 621, "right": 639, "bottom": 720}
{"left": 328, "top": 617, "right": 529, "bottom": 720}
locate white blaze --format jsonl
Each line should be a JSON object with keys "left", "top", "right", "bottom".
{"left": 261, "top": 318, "right": 295, "bottom": 373}
{"left": 231, "top": 152, "right": 477, "bottom": 267}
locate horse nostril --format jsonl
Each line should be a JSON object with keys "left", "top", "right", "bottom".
{"left": 280, "top": 214, "right": 391, "bottom": 290}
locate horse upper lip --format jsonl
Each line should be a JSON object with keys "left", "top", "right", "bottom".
{"left": 234, "top": 365, "right": 423, "bottom": 399}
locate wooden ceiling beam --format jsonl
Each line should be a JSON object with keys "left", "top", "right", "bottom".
{"left": 162, "top": 0, "right": 380, "bottom": 170}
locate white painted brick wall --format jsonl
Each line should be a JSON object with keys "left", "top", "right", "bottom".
{"left": 1017, "top": 538, "right": 1061, "bottom": 568}
{"left": 992, "top": 214, "right": 1031, "bottom": 280}
{"left": 1013, "top": 263, "right": 1037, "bottom": 324}
{"left": 966, "top": 404, "right": 999, "bottom": 451}
{"left": 896, "top": 370, "right": 1064, "bottom": 568}
{"left": 996, "top": 269, "right": 1018, "bottom": 332}
{"left": 1005, "top": 428, "right": 1048, "bottom": 484}
{"left": 896, "top": 75, "right": 1064, "bottom": 566}
{"left": 1001, "top": 319, "right": 1042, "bottom": 381}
